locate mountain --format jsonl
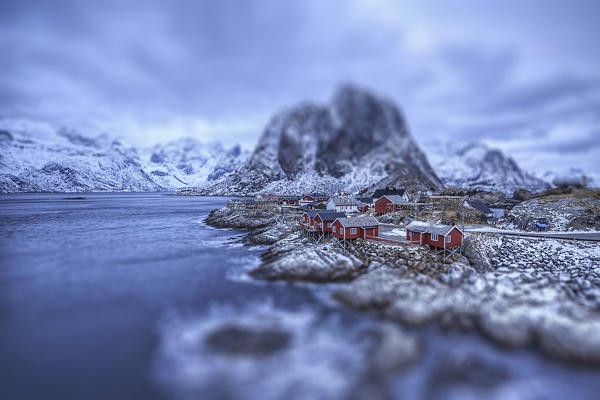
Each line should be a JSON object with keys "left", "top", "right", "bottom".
{"left": 426, "top": 142, "right": 548, "bottom": 193}
{"left": 201, "top": 84, "right": 442, "bottom": 196}
{"left": 0, "top": 120, "right": 247, "bottom": 193}
{"left": 139, "top": 139, "right": 248, "bottom": 189}
{"left": 535, "top": 168, "right": 596, "bottom": 189}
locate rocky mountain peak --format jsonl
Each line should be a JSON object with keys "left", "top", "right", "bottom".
{"left": 332, "top": 84, "right": 408, "bottom": 148}
{"left": 202, "top": 85, "right": 442, "bottom": 196}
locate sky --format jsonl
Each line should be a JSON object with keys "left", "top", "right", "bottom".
{"left": 1, "top": 0, "right": 599, "bottom": 179}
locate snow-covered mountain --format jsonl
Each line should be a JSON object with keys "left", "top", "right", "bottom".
{"left": 535, "top": 168, "right": 597, "bottom": 189}
{"left": 426, "top": 142, "right": 548, "bottom": 193}
{"left": 0, "top": 120, "right": 247, "bottom": 193}
{"left": 201, "top": 84, "right": 442, "bottom": 196}
{"left": 139, "top": 139, "right": 248, "bottom": 189}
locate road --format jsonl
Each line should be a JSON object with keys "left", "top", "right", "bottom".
{"left": 379, "top": 223, "right": 600, "bottom": 242}
{"left": 464, "top": 226, "right": 600, "bottom": 242}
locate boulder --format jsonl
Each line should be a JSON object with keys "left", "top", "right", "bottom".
{"left": 513, "top": 188, "right": 534, "bottom": 202}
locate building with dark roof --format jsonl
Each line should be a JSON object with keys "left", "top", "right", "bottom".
{"left": 372, "top": 187, "right": 407, "bottom": 200}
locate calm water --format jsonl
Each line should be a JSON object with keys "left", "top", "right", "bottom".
{"left": 1, "top": 193, "right": 599, "bottom": 400}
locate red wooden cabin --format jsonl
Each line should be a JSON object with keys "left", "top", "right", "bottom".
{"left": 280, "top": 196, "right": 300, "bottom": 206}
{"left": 301, "top": 194, "right": 329, "bottom": 205}
{"left": 300, "top": 210, "right": 320, "bottom": 231}
{"left": 331, "top": 217, "right": 380, "bottom": 240}
{"left": 374, "top": 195, "right": 409, "bottom": 215}
{"left": 313, "top": 211, "right": 346, "bottom": 233}
{"left": 405, "top": 221, "right": 463, "bottom": 248}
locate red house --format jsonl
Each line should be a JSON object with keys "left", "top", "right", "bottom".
{"left": 405, "top": 221, "right": 463, "bottom": 248}
{"left": 300, "top": 194, "right": 329, "bottom": 205}
{"left": 280, "top": 196, "right": 300, "bottom": 206}
{"left": 300, "top": 210, "right": 320, "bottom": 231}
{"left": 313, "top": 211, "right": 346, "bottom": 233}
{"left": 374, "top": 195, "right": 409, "bottom": 215}
{"left": 331, "top": 216, "right": 380, "bottom": 241}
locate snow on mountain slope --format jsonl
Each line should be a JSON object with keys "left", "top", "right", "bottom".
{"left": 535, "top": 168, "right": 597, "bottom": 189}
{"left": 139, "top": 139, "right": 248, "bottom": 189}
{"left": 426, "top": 142, "right": 548, "bottom": 193}
{"left": 201, "top": 84, "right": 442, "bottom": 196}
{"left": 0, "top": 120, "right": 247, "bottom": 193}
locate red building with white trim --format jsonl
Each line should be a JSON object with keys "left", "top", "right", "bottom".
{"left": 374, "top": 195, "right": 409, "bottom": 215}
{"left": 313, "top": 211, "right": 346, "bottom": 233}
{"left": 331, "top": 216, "right": 380, "bottom": 241}
{"left": 405, "top": 221, "right": 463, "bottom": 248}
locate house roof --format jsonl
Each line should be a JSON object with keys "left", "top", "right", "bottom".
{"left": 279, "top": 196, "right": 300, "bottom": 200}
{"left": 314, "top": 211, "right": 347, "bottom": 221}
{"left": 372, "top": 188, "right": 406, "bottom": 199}
{"left": 469, "top": 200, "right": 493, "bottom": 215}
{"left": 335, "top": 216, "right": 380, "bottom": 228}
{"left": 379, "top": 195, "right": 407, "bottom": 204}
{"left": 406, "top": 220, "right": 463, "bottom": 236}
{"left": 356, "top": 197, "right": 373, "bottom": 204}
{"left": 307, "top": 201, "right": 325, "bottom": 206}
{"left": 329, "top": 197, "right": 360, "bottom": 206}
{"left": 303, "top": 210, "right": 321, "bottom": 218}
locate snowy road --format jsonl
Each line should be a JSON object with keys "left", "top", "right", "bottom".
{"left": 464, "top": 226, "right": 600, "bottom": 242}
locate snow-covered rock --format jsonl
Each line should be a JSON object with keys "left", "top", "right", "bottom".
{"left": 427, "top": 141, "right": 548, "bottom": 193}
{"left": 498, "top": 191, "right": 600, "bottom": 231}
{"left": 201, "top": 84, "right": 442, "bottom": 196}
{"left": 334, "top": 234, "right": 600, "bottom": 364}
{"left": 0, "top": 120, "right": 247, "bottom": 193}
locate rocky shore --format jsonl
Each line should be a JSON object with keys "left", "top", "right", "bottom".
{"left": 498, "top": 189, "right": 600, "bottom": 231}
{"left": 205, "top": 203, "right": 600, "bottom": 365}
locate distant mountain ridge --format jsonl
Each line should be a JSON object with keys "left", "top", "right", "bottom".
{"left": 0, "top": 121, "right": 248, "bottom": 193}
{"left": 2, "top": 86, "right": 585, "bottom": 195}
{"left": 426, "top": 142, "right": 548, "bottom": 193}
{"left": 201, "top": 84, "right": 443, "bottom": 196}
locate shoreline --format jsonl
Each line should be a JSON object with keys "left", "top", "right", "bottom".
{"left": 205, "top": 203, "right": 600, "bottom": 366}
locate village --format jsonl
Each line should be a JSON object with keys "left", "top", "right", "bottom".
{"left": 228, "top": 188, "right": 526, "bottom": 262}
{"left": 206, "top": 187, "right": 600, "bottom": 366}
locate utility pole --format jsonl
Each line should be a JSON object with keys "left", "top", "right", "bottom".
{"left": 460, "top": 196, "right": 467, "bottom": 233}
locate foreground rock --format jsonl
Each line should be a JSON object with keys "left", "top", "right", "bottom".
{"left": 251, "top": 233, "right": 366, "bottom": 282}
{"left": 205, "top": 324, "right": 291, "bottom": 357}
{"left": 205, "top": 206, "right": 276, "bottom": 230}
{"left": 157, "top": 303, "right": 420, "bottom": 400}
{"left": 334, "top": 234, "right": 600, "bottom": 364}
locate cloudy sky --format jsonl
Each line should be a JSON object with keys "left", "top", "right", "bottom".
{"left": 1, "top": 0, "right": 599, "bottom": 179}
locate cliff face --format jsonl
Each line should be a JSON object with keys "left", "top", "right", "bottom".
{"left": 203, "top": 84, "right": 442, "bottom": 195}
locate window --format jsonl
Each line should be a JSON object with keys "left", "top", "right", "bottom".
{"left": 446, "top": 235, "right": 451, "bottom": 243}
{"left": 326, "top": 222, "right": 331, "bottom": 228}
{"left": 431, "top": 234, "right": 438, "bottom": 241}
{"left": 319, "top": 223, "right": 323, "bottom": 228}
{"left": 332, "top": 226, "right": 336, "bottom": 233}
{"left": 350, "top": 228, "right": 357, "bottom": 234}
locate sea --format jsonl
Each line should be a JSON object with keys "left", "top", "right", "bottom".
{"left": 1, "top": 193, "right": 598, "bottom": 400}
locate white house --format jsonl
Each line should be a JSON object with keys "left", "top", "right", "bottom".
{"left": 326, "top": 197, "right": 361, "bottom": 213}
